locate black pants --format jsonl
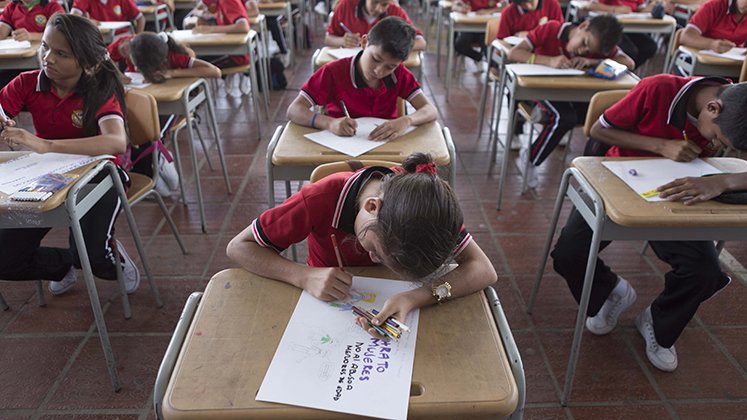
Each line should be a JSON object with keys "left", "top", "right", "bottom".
{"left": 0, "top": 169, "right": 128, "bottom": 282}
{"left": 529, "top": 101, "right": 588, "bottom": 166}
{"left": 454, "top": 31, "right": 484, "bottom": 62}
{"left": 618, "top": 33, "right": 658, "bottom": 69}
{"left": 551, "top": 207, "right": 730, "bottom": 347}
{"left": 267, "top": 15, "right": 288, "bottom": 54}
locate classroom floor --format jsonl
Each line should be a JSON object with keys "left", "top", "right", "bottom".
{"left": 2, "top": 6, "right": 747, "bottom": 420}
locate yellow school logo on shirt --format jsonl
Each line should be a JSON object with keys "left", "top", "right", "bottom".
{"left": 113, "top": 5, "right": 122, "bottom": 15}
{"left": 71, "top": 110, "right": 83, "bottom": 128}
{"left": 34, "top": 14, "right": 47, "bottom": 27}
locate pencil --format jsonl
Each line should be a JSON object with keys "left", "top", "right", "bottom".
{"left": 339, "top": 22, "right": 353, "bottom": 34}
{"left": 330, "top": 233, "right": 345, "bottom": 272}
{"left": 339, "top": 100, "right": 351, "bottom": 119}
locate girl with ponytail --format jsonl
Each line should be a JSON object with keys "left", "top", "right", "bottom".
{"left": 228, "top": 152, "right": 497, "bottom": 339}
{"left": 0, "top": 14, "right": 141, "bottom": 296}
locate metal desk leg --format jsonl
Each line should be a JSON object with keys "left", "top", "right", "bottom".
{"left": 496, "top": 75, "right": 517, "bottom": 210}
{"left": 445, "top": 17, "right": 454, "bottom": 100}
{"left": 286, "top": 4, "right": 296, "bottom": 67}
{"left": 202, "top": 82, "right": 232, "bottom": 195}
{"left": 266, "top": 125, "right": 284, "bottom": 207}
{"left": 662, "top": 25, "right": 676, "bottom": 74}
{"left": 436, "top": 4, "right": 443, "bottom": 77}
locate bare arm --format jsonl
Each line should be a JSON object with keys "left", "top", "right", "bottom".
{"left": 0, "top": 25, "right": 11, "bottom": 39}
{"left": 286, "top": 94, "right": 358, "bottom": 136}
{"left": 194, "top": 18, "right": 250, "bottom": 33}
{"left": 324, "top": 32, "right": 361, "bottom": 48}
{"left": 134, "top": 14, "right": 145, "bottom": 33}
{"left": 2, "top": 118, "right": 127, "bottom": 155}
{"left": 508, "top": 40, "right": 571, "bottom": 67}
{"left": 680, "top": 26, "right": 736, "bottom": 52}
{"left": 166, "top": 58, "right": 221, "bottom": 79}
{"left": 368, "top": 92, "right": 437, "bottom": 141}
{"left": 586, "top": 2, "right": 632, "bottom": 13}
{"left": 589, "top": 119, "right": 702, "bottom": 161}
{"left": 412, "top": 35, "right": 427, "bottom": 51}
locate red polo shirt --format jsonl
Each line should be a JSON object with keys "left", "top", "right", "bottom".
{"left": 0, "top": 0, "right": 64, "bottom": 33}
{"left": 72, "top": 0, "right": 142, "bottom": 22}
{"left": 251, "top": 166, "right": 472, "bottom": 268}
{"left": 497, "top": 0, "right": 563, "bottom": 39}
{"left": 687, "top": 0, "right": 747, "bottom": 46}
{"left": 327, "top": 0, "right": 421, "bottom": 37}
{"left": 525, "top": 21, "right": 621, "bottom": 59}
{"left": 0, "top": 70, "right": 124, "bottom": 140}
{"left": 596, "top": 0, "right": 645, "bottom": 11}
{"left": 300, "top": 51, "right": 422, "bottom": 119}
{"left": 599, "top": 74, "right": 730, "bottom": 158}
{"left": 198, "top": 0, "right": 250, "bottom": 65}
{"left": 108, "top": 36, "right": 194, "bottom": 71}
{"left": 464, "top": 0, "right": 499, "bottom": 11}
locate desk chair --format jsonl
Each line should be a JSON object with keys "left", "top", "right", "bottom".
{"left": 152, "top": 3, "right": 175, "bottom": 32}
{"left": 125, "top": 89, "right": 187, "bottom": 255}
{"left": 477, "top": 18, "right": 503, "bottom": 137}
{"left": 309, "top": 159, "right": 399, "bottom": 183}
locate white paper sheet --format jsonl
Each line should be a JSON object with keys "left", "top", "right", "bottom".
{"left": 0, "top": 153, "right": 113, "bottom": 194}
{"left": 256, "top": 276, "right": 420, "bottom": 420}
{"left": 327, "top": 47, "right": 362, "bottom": 59}
{"left": 124, "top": 72, "right": 151, "bottom": 89}
{"left": 303, "top": 117, "right": 415, "bottom": 157}
{"left": 588, "top": 11, "right": 652, "bottom": 19}
{"left": 602, "top": 158, "right": 723, "bottom": 202}
{"left": 466, "top": 11, "right": 501, "bottom": 17}
{"left": 700, "top": 47, "right": 747, "bottom": 62}
{"left": 502, "top": 36, "right": 524, "bottom": 46}
{"left": 168, "top": 29, "right": 223, "bottom": 40}
{"left": 98, "top": 21, "right": 132, "bottom": 30}
{"left": 0, "top": 39, "right": 31, "bottom": 50}
{"left": 506, "top": 63, "right": 586, "bottom": 76}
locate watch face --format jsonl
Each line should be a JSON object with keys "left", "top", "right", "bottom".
{"left": 436, "top": 285, "right": 449, "bottom": 298}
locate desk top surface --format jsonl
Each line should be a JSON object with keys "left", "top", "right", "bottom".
{"left": 134, "top": 77, "right": 201, "bottom": 102}
{"left": 170, "top": 31, "right": 251, "bottom": 46}
{"left": 271, "top": 121, "right": 451, "bottom": 166}
{"left": 0, "top": 41, "right": 39, "bottom": 59}
{"left": 162, "top": 267, "right": 518, "bottom": 419}
{"left": 258, "top": 2, "right": 289, "bottom": 9}
{"left": 678, "top": 46, "right": 744, "bottom": 66}
{"left": 450, "top": 12, "right": 500, "bottom": 24}
{"left": 572, "top": 157, "right": 747, "bottom": 227}
{"left": 514, "top": 72, "right": 639, "bottom": 90}
{"left": 314, "top": 47, "right": 421, "bottom": 68}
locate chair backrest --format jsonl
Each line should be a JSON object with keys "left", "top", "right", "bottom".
{"left": 484, "top": 17, "right": 500, "bottom": 45}
{"left": 125, "top": 90, "right": 161, "bottom": 147}
{"left": 583, "top": 90, "right": 630, "bottom": 137}
{"left": 741, "top": 55, "right": 747, "bottom": 82}
{"left": 671, "top": 28, "right": 683, "bottom": 55}
{"left": 310, "top": 160, "right": 400, "bottom": 183}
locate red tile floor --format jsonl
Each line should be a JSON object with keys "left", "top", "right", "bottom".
{"left": 1, "top": 8, "right": 746, "bottom": 419}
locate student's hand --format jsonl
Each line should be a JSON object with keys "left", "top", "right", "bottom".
{"left": 514, "top": 31, "right": 528, "bottom": 38}
{"left": 356, "top": 292, "right": 416, "bottom": 340}
{"left": 710, "top": 39, "right": 736, "bottom": 53}
{"left": 569, "top": 57, "right": 595, "bottom": 69}
{"left": 548, "top": 55, "right": 572, "bottom": 69}
{"left": 0, "top": 113, "right": 14, "bottom": 127}
{"left": 657, "top": 175, "right": 727, "bottom": 205}
{"left": 368, "top": 117, "right": 410, "bottom": 142}
{"left": 659, "top": 139, "right": 702, "bottom": 162}
{"left": 157, "top": 69, "right": 174, "bottom": 80}
{"left": 11, "top": 28, "right": 30, "bottom": 42}
{"left": 121, "top": 74, "right": 132, "bottom": 84}
{"left": 303, "top": 267, "right": 353, "bottom": 301}
{"left": 192, "top": 25, "right": 212, "bottom": 34}
{"left": 453, "top": 0, "right": 470, "bottom": 13}
{"left": 329, "top": 117, "right": 358, "bottom": 136}
{"left": 342, "top": 32, "right": 361, "bottom": 48}
{"left": 1, "top": 127, "right": 48, "bottom": 153}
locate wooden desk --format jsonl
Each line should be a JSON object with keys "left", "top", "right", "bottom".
{"left": 311, "top": 47, "right": 424, "bottom": 81}
{"left": 0, "top": 41, "right": 40, "bottom": 71}
{"left": 673, "top": 45, "right": 743, "bottom": 78}
{"left": 493, "top": 67, "right": 639, "bottom": 209}
{"left": 266, "top": 121, "right": 456, "bottom": 206}
{"left": 173, "top": 0, "right": 195, "bottom": 11}
{"left": 160, "top": 267, "right": 521, "bottom": 419}
{"left": 531, "top": 156, "right": 747, "bottom": 405}
{"left": 445, "top": 12, "right": 500, "bottom": 98}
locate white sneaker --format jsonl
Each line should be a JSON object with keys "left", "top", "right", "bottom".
{"left": 278, "top": 52, "right": 290, "bottom": 69}
{"left": 636, "top": 306, "right": 677, "bottom": 372}
{"left": 115, "top": 240, "right": 140, "bottom": 294}
{"left": 586, "top": 276, "right": 637, "bottom": 335}
{"left": 239, "top": 74, "right": 252, "bottom": 95}
{"left": 216, "top": 78, "right": 227, "bottom": 97}
{"left": 516, "top": 146, "right": 539, "bottom": 189}
{"left": 313, "top": 1, "right": 327, "bottom": 15}
{"left": 49, "top": 266, "right": 78, "bottom": 296}
{"left": 227, "top": 74, "right": 242, "bottom": 98}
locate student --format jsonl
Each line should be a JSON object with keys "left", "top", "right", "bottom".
{"left": 246, "top": 0, "right": 291, "bottom": 67}
{"left": 583, "top": 0, "right": 658, "bottom": 69}
{"left": 452, "top": 0, "right": 505, "bottom": 63}
{"left": 190, "top": 0, "right": 250, "bottom": 67}
{"left": 507, "top": 16, "right": 634, "bottom": 187}
{"left": 71, "top": 0, "right": 146, "bottom": 33}
{"left": 226, "top": 153, "right": 498, "bottom": 336}
{"left": 287, "top": 17, "right": 437, "bottom": 141}
{"left": 109, "top": 31, "right": 221, "bottom": 82}
{"left": 680, "top": 0, "right": 747, "bottom": 53}
{"left": 326, "top": 0, "right": 426, "bottom": 51}
{"left": 0, "top": 14, "right": 140, "bottom": 296}
{"left": 496, "top": 0, "right": 563, "bottom": 39}
{"left": 0, "top": 0, "right": 64, "bottom": 41}
{"left": 552, "top": 75, "right": 747, "bottom": 372}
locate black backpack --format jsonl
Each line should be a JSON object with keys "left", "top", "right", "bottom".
{"left": 257, "top": 57, "right": 287, "bottom": 91}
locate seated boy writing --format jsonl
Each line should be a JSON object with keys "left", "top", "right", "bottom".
{"left": 507, "top": 16, "right": 635, "bottom": 187}
{"left": 288, "top": 17, "right": 437, "bottom": 142}
{"left": 552, "top": 75, "right": 747, "bottom": 372}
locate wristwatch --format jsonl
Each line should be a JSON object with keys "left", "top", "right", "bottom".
{"left": 432, "top": 281, "right": 452, "bottom": 304}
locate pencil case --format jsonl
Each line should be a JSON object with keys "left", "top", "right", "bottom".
{"left": 9, "top": 173, "right": 78, "bottom": 202}
{"left": 587, "top": 59, "right": 628, "bottom": 80}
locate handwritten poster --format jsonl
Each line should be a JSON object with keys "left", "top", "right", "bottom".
{"left": 256, "top": 276, "right": 420, "bottom": 420}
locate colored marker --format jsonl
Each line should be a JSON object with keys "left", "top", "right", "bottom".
{"left": 352, "top": 306, "right": 399, "bottom": 339}
{"left": 371, "top": 308, "right": 410, "bottom": 332}
{"left": 330, "top": 234, "right": 345, "bottom": 272}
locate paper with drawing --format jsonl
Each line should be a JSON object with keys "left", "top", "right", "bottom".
{"left": 602, "top": 158, "right": 723, "bottom": 202}
{"left": 0, "top": 153, "right": 112, "bottom": 195}
{"left": 256, "top": 276, "right": 420, "bottom": 420}
{"left": 304, "top": 117, "right": 415, "bottom": 157}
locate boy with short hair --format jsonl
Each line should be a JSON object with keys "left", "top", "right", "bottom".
{"left": 287, "top": 17, "right": 437, "bottom": 142}
{"left": 507, "top": 15, "right": 634, "bottom": 186}
{"left": 326, "top": 0, "right": 426, "bottom": 51}
{"left": 496, "top": 0, "right": 564, "bottom": 39}
{"left": 552, "top": 75, "right": 747, "bottom": 372}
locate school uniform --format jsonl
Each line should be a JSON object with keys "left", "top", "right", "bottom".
{"left": 71, "top": 0, "right": 142, "bottom": 23}
{"left": 195, "top": 0, "right": 250, "bottom": 66}
{"left": 455, "top": 0, "right": 501, "bottom": 61}
{"left": 300, "top": 50, "right": 422, "bottom": 119}
{"left": 0, "top": 70, "right": 130, "bottom": 283}
{"left": 327, "top": 0, "right": 423, "bottom": 38}
{"left": 595, "top": 0, "right": 657, "bottom": 68}
{"left": 687, "top": 0, "right": 747, "bottom": 46}
{"left": 107, "top": 35, "right": 194, "bottom": 72}
{"left": 495, "top": 0, "right": 563, "bottom": 39}
{"left": 524, "top": 21, "right": 627, "bottom": 166}
{"left": 251, "top": 166, "right": 471, "bottom": 268}
{"left": 0, "top": 0, "right": 64, "bottom": 34}
{"left": 551, "top": 75, "right": 732, "bottom": 348}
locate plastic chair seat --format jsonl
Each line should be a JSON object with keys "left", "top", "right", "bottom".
{"left": 126, "top": 172, "right": 155, "bottom": 203}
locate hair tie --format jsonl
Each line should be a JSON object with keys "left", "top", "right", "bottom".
{"left": 415, "top": 162, "right": 437, "bottom": 175}
{"left": 158, "top": 32, "right": 169, "bottom": 43}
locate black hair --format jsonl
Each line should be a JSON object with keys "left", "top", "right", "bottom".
{"left": 586, "top": 14, "right": 623, "bottom": 55}
{"left": 367, "top": 16, "right": 416, "bottom": 61}
{"left": 129, "top": 32, "right": 190, "bottom": 83}
{"left": 714, "top": 82, "right": 747, "bottom": 150}
{"left": 46, "top": 14, "right": 126, "bottom": 137}
{"left": 12, "top": 0, "right": 51, "bottom": 5}
{"left": 368, "top": 153, "right": 464, "bottom": 280}
{"left": 511, "top": 0, "right": 542, "bottom": 7}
